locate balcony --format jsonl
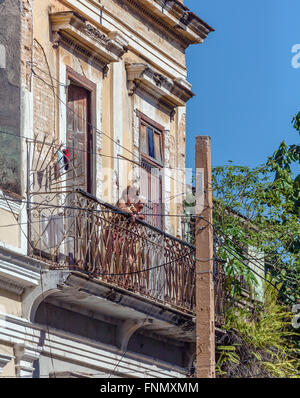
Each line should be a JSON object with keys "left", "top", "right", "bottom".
{"left": 28, "top": 189, "right": 196, "bottom": 313}
{"left": 26, "top": 139, "right": 225, "bottom": 322}
{"left": 28, "top": 190, "right": 226, "bottom": 324}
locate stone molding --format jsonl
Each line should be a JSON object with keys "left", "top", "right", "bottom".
{"left": 124, "top": 0, "right": 214, "bottom": 45}
{"left": 14, "top": 343, "right": 42, "bottom": 378}
{"left": 126, "top": 63, "right": 194, "bottom": 109}
{"left": 0, "top": 275, "right": 24, "bottom": 295}
{"left": 0, "top": 313, "right": 185, "bottom": 378}
{"left": 50, "top": 11, "right": 128, "bottom": 68}
{"left": 0, "top": 248, "right": 42, "bottom": 292}
{"left": 0, "top": 352, "right": 14, "bottom": 373}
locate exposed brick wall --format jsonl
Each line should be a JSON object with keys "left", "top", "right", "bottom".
{"left": 20, "top": 0, "right": 33, "bottom": 90}
{"left": 32, "top": 40, "right": 55, "bottom": 141}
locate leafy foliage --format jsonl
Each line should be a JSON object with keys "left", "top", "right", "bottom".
{"left": 216, "top": 284, "right": 300, "bottom": 378}
{"left": 212, "top": 114, "right": 300, "bottom": 303}
{"left": 212, "top": 113, "right": 300, "bottom": 378}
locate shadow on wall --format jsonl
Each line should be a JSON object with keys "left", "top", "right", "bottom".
{"left": 0, "top": 132, "right": 21, "bottom": 194}
{"left": 0, "top": 1, "right": 22, "bottom": 195}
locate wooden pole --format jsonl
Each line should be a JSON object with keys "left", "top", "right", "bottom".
{"left": 195, "top": 136, "right": 215, "bottom": 378}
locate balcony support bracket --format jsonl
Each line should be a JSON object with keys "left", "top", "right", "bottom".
{"left": 117, "top": 319, "right": 153, "bottom": 352}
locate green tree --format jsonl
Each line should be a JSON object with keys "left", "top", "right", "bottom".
{"left": 212, "top": 113, "right": 300, "bottom": 304}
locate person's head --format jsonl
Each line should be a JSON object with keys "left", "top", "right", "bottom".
{"left": 121, "top": 185, "right": 140, "bottom": 204}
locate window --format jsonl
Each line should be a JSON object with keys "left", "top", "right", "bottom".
{"left": 66, "top": 66, "right": 96, "bottom": 194}
{"left": 140, "top": 118, "right": 163, "bottom": 164}
{"left": 67, "top": 83, "right": 92, "bottom": 192}
{"left": 139, "top": 114, "right": 164, "bottom": 229}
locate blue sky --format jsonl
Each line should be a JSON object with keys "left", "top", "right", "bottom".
{"left": 185, "top": 0, "right": 300, "bottom": 171}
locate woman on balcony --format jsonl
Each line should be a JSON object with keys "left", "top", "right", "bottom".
{"left": 117, "top": 185, "right": 146, "bottom": 223}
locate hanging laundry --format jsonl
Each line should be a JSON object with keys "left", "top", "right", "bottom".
{"left": 63, "top": 148, "right": 70, "bottom": 171}
{"left": 57, "top": 150, "right": 64, "bottom": 167}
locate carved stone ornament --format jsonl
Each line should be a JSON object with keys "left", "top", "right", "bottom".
{"left": 124, "top": 0, "right": 214, "bottom": 45}
{"left": 49, "top": 12, "right": 128, "bottom": 68}
{"left": 125, "top": 63, "right": 195, "bottom": 109}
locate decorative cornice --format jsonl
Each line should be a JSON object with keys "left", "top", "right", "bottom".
{"left": 124, "top": 0, "right": 214, "bottom": 46}
{"left": 0, "top": 353, "right": 14, "bottom": 373}
{"left": 126, "top": 62, "right": 194, "bottom": 108}
{"left": 49, "top": 11, "right": 128, "bottom": 67}
{"left": 0, "top": 248, "right": 43, "bottom": 290}
{"left": 0, "top": 275, "right": 24, "bottom": 295}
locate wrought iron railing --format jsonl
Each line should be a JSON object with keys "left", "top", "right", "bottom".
{"left": 26, "top": 137, "right": 226, "bottom": 319}
{"left": 29, "top": 189, "right": 197, "bottom": 313}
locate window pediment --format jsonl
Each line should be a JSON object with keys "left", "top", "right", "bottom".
{"left": 50, "top": 12, "right": 128, "bottom": 68}
{"left": 126, "top": 63, "right": 194, "bottom": 108}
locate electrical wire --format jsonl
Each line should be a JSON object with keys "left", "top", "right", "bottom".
{"left": 198, "top": 214, "right": 300, "bottom": 297}
{"left": 4, "top": 189, "right": 293, "bottom": 281}
{"left": 213, "top": 225, "right": 285, "bottom": 274}
{"left": 28, "top": 66, "right": 188, "bottom": 188}
{"left": 28, "top": 63, "right": 187, "bottom": 168}
{"left": 213, "top": 223, "right": 300, "bottom": 288}
{"left": 0, "top": 195, "right": 193, "bottom": 218}
{"left": 29, "top": 62, "right": 298, "bottom": 179}
{"left": 221, "top": 244, "right": 297, "bottom": 304}
{"left": 0, "top": 127, "right": 187, "bottom": 190}
{"left": 217, "top": 230, "right": 299, "bottom": 285}
{"left": 5, "top": 63, "right": 297, "bottom": 379}
{"left": 108, "top": 257, "right": 169, "bottom": 378}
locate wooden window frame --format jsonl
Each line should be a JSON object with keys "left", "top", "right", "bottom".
{"left": 139, "top": 113, "right": 165, "bottom": 230}
{"left": 139, "top": 113, "right": 165, "bottom": 168}
{"left": 66, "top": 66, "right": 97, "bottom": 194}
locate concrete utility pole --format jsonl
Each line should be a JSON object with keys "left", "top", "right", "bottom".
{"left": 195, "top": 136, "right": 215, "bottom": 378}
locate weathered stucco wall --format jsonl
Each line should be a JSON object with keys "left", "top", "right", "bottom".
{"left": 102, "top": 0, "right": 186, "bottom": 68}
{"left": 0, "top": 0, "right": 21, "bottom": 194}
{"left": 0, "top": 342, "right": 16, "bottom": 377}
{"left": 29, "top": 0, "right": 188, "bottom": 228}
{"left": 0, "top": 0, "right": 190, "bottom": 223}
{"left": 35, "top": 301, "right": 186, "bottom": 371}
{"left": 35, "top": 1, "right": 184, "bottom": 234}
{"left": 0, "top": 208, "right": 20, "bottom": 247}
{"left": 0, "top": 288, "right": 22, "bottom": 317}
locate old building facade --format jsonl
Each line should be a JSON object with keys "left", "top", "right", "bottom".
{"left": 0, "top": 0, "right": 215, "bottom": 378}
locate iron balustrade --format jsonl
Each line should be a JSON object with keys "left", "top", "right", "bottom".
{"left": 26, "top": 137, "right": 225, "bottom": 319}
{"left": 29, "top": 189, "right": 197, "bottom": 313}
